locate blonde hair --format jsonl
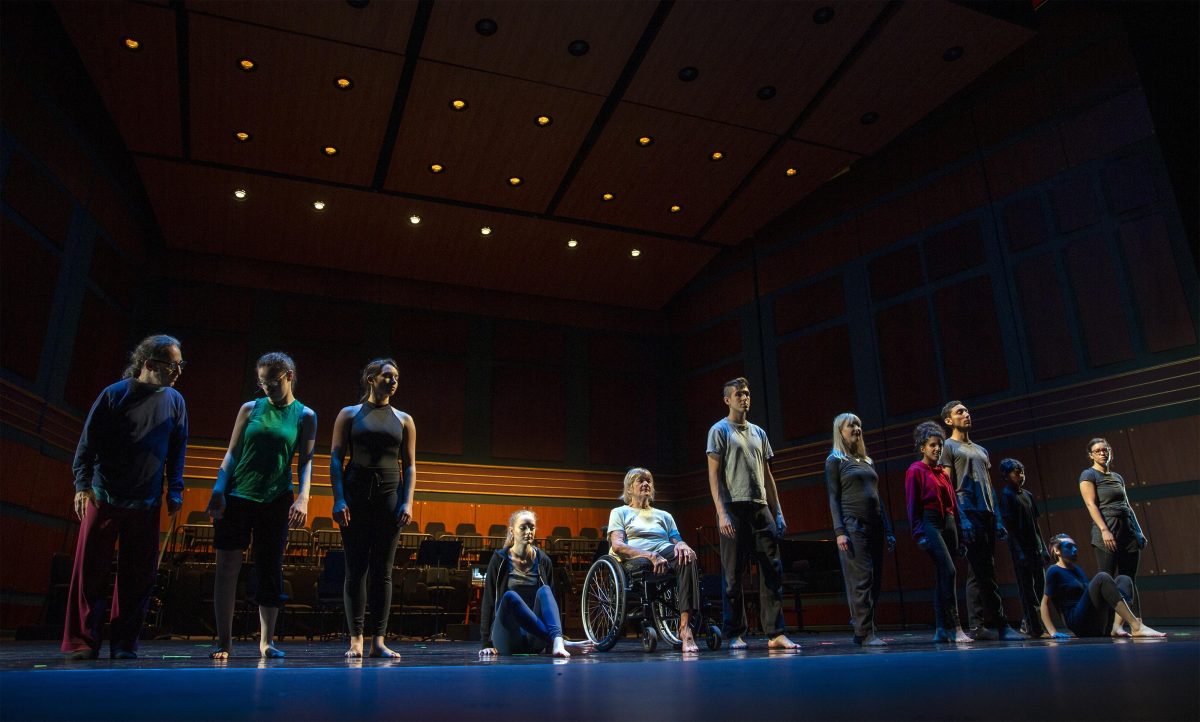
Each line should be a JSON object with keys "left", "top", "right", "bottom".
{"left": 503, "top": 509, "right": 537, "bottom": 549}
{"left": 831, "top": 413, "right": 871, "bottom": 464}
{"left": 621, "top": 467, "right": 654, "bottom": 505}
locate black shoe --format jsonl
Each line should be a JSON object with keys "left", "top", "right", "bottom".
{"left": 970, "top": 627, "right": 999, "bottom": 641}
{"left": 64, "top": 649, "right": 99, "bottom": 661}
{"left": 111, "top": 649, "right": 138, "bottom": 660}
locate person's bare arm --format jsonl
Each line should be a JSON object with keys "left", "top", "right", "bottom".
{"left": 207, "top": 403, "right": 254, "bottom": 520}
{"left": 1079, "top": 479, "right": 1115, "bottom": 552}
{"left": 708, "top": 454, "right": 734, "bottom": 538}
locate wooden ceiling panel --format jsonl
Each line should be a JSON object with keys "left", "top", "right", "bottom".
{"left": 555, "top": 102, "right": 776, "bottom": 236}
{"left": 704, "top": 140, "right": 860, "bottom": 245}
{"left": 187, "top": 0, "right": 417, "bottom": 53}
{"left": 420, "top": 0, "right": 656, "bottom": 94}
{"left": 136, "top": 158, "right": 715, "bottom": 309}
{"left": 384, "top": 61, "right": 603, "bottom": 213}
{"left": 187, "top": 13, "right": 402, "bottom": 185}
{"left": 794, "top": 1, "right": 1034, "bottom": 154}
{"left": 624, "top": 0, "right": 884, "bottom": 134}
{"left": 53, "top": 1, "right": 182, "bottom": 156}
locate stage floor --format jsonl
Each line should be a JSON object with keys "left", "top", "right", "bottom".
{"left": 1, "top": 630, "right": 1196, "bottom": 721}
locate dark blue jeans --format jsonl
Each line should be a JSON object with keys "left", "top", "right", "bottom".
{"left": 491, "top": 587, "right": 562, "bottom": 654}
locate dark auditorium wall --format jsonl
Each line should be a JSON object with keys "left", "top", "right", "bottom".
{"left": 666, "top": 6, "right": 1199, "bottom": 625}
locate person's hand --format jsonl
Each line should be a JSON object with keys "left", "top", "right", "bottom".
{"left": 394, "top": 501, "right": 412, "bottom": 528}
{"left": 1101, "top": 529, "right": 1117, "bottom": 552}
{"left": 332, "top": 499, "right": 350, "bottom": 527}
{"left": 836, "top": 534, "right": 850, "bottom": 552}
{"left": 673, "top": 542, "right": 696, "bottom": 565}
{"left": 1016, "top": 550, "right": 1027, "bottom": 564}
{"left": 775, "top": 511, "right": 787, "bottom": 538}
{"left": 996, "top": 524, "right": 1009, "bottom": 543}
{"left": 288, "top": 496, "right": 309, "bottom": 528}
{"left": 649, "top": 552, "right": 668, "bottom": 575}
{"left": 166, "top": 494, "right": 183, "bottom": 516}
{"left": 718, "top": 512, "right": 735, "bottom": 539}
{"left": 1136, "top": 534, "right": 1147, "bottom": 550}
{"left": 73, "top": 490, "right": 94, "bottom": 522}
{"left": 206, "top": 491, "right": 226, "bottom": 521}
{"left": 957, "top": 543, "right": 969, "bottom": 559}
{"left": 960, "top": 522, "right": 975, "bottom": 546}
{"left": 916, "top": 535, "right": 930, "bottom": 551}
{"left": 478, "top": 647, "right": 498, "bottom": 659}
{"left": 886, "top": 534, "right": 897, "bottom": 553}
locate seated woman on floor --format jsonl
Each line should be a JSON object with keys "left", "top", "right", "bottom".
{"left": 479, "top": 509, "right": 592, "bottom": 659}
{"left": 1040, "top": 533, "right": 1165, "bottom": 639}
{"left": 607, "top": 467, "right": 702, "bottom": 653}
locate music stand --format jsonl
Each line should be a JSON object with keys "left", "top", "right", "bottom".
{"left": 415, "top": 540, "right": 462, "bottom": 641}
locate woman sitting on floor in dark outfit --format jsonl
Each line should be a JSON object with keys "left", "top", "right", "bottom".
{"left": 1040, "top": 533, "right": 1164, "bottom": 639}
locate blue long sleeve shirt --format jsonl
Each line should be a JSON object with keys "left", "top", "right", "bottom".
{"left": 71, "top": 378, "right": 188, "bottom": 509}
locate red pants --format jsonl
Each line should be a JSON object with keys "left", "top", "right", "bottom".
{"left": 60, "top": 500, "right": 160, "bottom": 655}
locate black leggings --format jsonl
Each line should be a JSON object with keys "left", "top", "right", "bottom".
{"left": 340, "top": 468, "right": 402, "bottom": 638}
{"left": 1065, "top": 572, "right": 1134, "bottom": 637}
{"left": 623, "top": 556, "right": 701, "bottom": 616}
{"left": 1093, "top": 545, "right": 1140, "bottom": 614}
{"left": 922, "top": 511, "right": 961, "bottom": 631}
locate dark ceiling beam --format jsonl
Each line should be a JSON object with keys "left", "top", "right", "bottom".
{"left": 371, "top": 0, "right": 434, "bottom": 190}
{"left": 132, "top": 152, "right": 722, "bottom": 248}
{"left": 543, "top": 0, "right": 675, "bottom": 215}
{"left": 171, "top": 0, "right": 190, "bottom": 159}
{"left": 693, "top": 0, "right": 903, "bottom": 242}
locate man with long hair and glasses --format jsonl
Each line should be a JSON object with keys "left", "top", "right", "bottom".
{"left": 62, "top": 334, "right": 189, "bottom": 660}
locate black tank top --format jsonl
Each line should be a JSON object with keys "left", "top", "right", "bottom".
{"left": 349, "top": 404, "right": 406, "bottom": 470}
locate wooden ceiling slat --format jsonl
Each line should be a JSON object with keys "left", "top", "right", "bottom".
{"left": 186, "top": 0, "right": 417, "bottom": 53}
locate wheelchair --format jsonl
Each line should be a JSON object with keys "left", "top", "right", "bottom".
{"left": 581, "top": 554, "right": 723, "bottom": 652}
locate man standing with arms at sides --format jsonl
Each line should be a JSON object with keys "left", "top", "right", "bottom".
{"left": 938, "top": 400, "right": 1024, "bottom": 641}
{"left": 62, "top": 335, "right": 189, "bottom": 659}
{"left": 707, "top": 377, "right": 799, "bottom": 651}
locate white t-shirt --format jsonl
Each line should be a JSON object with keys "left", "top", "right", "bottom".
{"left": 607, "top": 505, "right": 682, "bottom": 557}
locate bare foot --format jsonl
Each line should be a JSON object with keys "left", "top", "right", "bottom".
{"left": 260, "top": 642, "right": 285, "bottom": 659}
{"left": 680, "top": 630, "right": 700, "bottom": 653}
{"left": 345, "top": 635, "right": 364, "bottom": 658}
{"left": 863, "top": 634, "right": 886, "bottom": 647}
{"left": 369, "top": 644, "right": 400, "bottom": 658}
{"left": 1111, "top": 627, "right": 1132, "bottom": 638}
{"left": 209, "top": 646, "right": 230, "bottom": 660}
{"left": 768, "top": 634, "right": 800, "bottom": 651}
{"left": 551, "top": 637, "right": 570, "bottom": 658}
{"left": 954, "top": 628, "right": 973, "bottom": 644}
{"left": 1131, "top": 623, "right": 1165, "bottom": 638}
{"left": 729, "top": 636, "right": 748, "bottom": 650}
{"left": 565, "top": 640, "right": 593, "bottom": 655}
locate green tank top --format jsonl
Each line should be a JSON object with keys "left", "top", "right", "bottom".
{"left": 230, "top": 397, "right": 306, "bottom": 503}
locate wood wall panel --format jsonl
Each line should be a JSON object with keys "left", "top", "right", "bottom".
{"left": 868, "top": 246, "right": 920, "bottom": 302}
{"left": 681, "top": 318, "right": 741, "bottom": 371}
{"left": 1118, "top": 215, "right": 1197, "bottom": 353}
{"left": 400, "top": 357, "right": 466, "bottom": 457}
{"left": 0, "top": 218, "right": 58, "bottom": 382}
{"left": 777, "top": 325, "right": 855, "bottom": 441}
{"left": 588, "top": 373, "right": 657, "bottom": 468}
{"left": 175, "top": 333, "right": 248, "bottom": 441}
{"left": 393, "top": 312, "right": 470, "bottom": 357}
{"left": 1048, "top": 173, "right": 1102, "bottom": 234}
{"left": 493, "top": 323, "right": 565, "bottom": 365}
{"left": 680, "top": 363, "right": 744, "bottom": 465}
{"left": 1003, "top": 195, "right": 1048, "bottom": 251}
{"left": 934, "top": 277, "right": 1010, "bottom": 398}
{"left": 490, "top": 365, "right": 564, "bottom": 462}
{"left": 773, "top": 276, "right": 845, "bottom": 336}
{"left": 2, "top": 152, "right": 73, "bottom": 248}
{"left": 1014, "top": 254, "right": 1078, "bottom": 381}
{"left": 1033, "top": 429, "right": 1130, "bottom": 500}
{"left": 1126, "top": 417, "right": 1200, "bottom": 487}
{"left": 63, "top": 292, "right": 129, "bottom": 413}
{"left": 876, "top": 298, "right": 940, "bottom": 416}
{"left": 1100, "top": 152, "right": 1158, "bottom": 214}
{"left": 924, "top": 219, "right": 985, "bottom": 280}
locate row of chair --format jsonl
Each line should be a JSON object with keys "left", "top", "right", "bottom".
{"left": 183, "top": 512, "right": 604, "bottom": 542}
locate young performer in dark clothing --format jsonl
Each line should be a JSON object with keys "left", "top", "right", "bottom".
{"left": 826, "top": 413, "right": 896, "bottom": 646}
{"left": 62, "top": 335, "right": 188, "bottom": 660}
{"left": 207, "top": 352, "right": 317, "bottom": 659}
{"left": 329, "top": 358, "right": 416, "bottom": 658}
{"left": 1078, "top": 438, "right": 1146, "bottom": 613}
{"left": 998, "top": 458, "right": 1050, "bottom": 637}
{"left": 479, "top": 510, "right": 591, "bottom": 658}
{"left": 1040, "top": 534, "right": 1163, "bottom": 639}
{"left": 938, "top": 401, "right": 1024, "bottom": 640}
{"left": 905, "top": 422, "right": 971, "bottom": 643}
{"left": 706, "top": 377, "right": 798, "bottom": 651}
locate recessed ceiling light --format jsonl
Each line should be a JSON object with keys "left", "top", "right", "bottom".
{"left": 480, "top": 226, "right": 492, "bottom": 236}
{"left": 669, "top": 205, "right": 681, "bottom": 213}
{"left": 630, "top": 249, "right": 641, "bottom": 258}
{"left": 567, "top": 238, "right": 579, "bottom": 248}
{"left": 601, "top": 193, "right": 614, "bottom": 202}
{"left": 507, "top": 176, "right": 522, "bottom": 186}
{"left": 323, "top": 146, "right": 338, "bottom": 156}
{"left": 860, "top": 111, "right": 880, "bottom": 125}
{"left": 757, "top": 86, "right": 777, "bottom": 101}
{"left": 233, "top": 189, "right": 247, "bottom": 200}
{"left": 450, "top": 99, "right": 468, "bottom": 111}
{"left": 637, "top": 136, "right": 654, "bottom": 147}
{"left": 409, "top": 214, "right": 421, "bottom": 225}
{"left": 785, "top": 167, "right": 798, "bottom": 177}
{"left": 475, "top": 18, "right": 498, "bottom": 36}
{"left": 943, "top": 46, "right": 964, "bottom": 62}
{"left": 238, "top": 58, "right": 257, "bottom": 72}
{"left": 334, "top": 77, "right": 354, "bottom": 90}
{"left": 429, "top": 163, "right": 444, "bottom": 174}
{"left": 567, "top": 40, "right": 590, "bottom": 56}
{"left": 313, "top": 201, "right": 326, "bottom": 211}
{"left": 234, "top": 131, "right": 251, "bottom": 142}
{"left": 710, "top": 151, "right": 724, "bottom": 161}
{"left": 813, "top": 6, "right": 835, "bottom": 24}
{"left": 123, "top": 38, "right": 141, "bottom": 51}
{"left": 678, "top": 66, "right": 699, "bottom": 82}
{"left": 535, "top": 115, "right": 553, "bottom": 127}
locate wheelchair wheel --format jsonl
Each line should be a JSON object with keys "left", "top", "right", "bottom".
{"left": 706, "top": 625, "right": 722, "bottom": 651}
{"left": 582, "top": 556, "right": 626, "bottom": 652}
{"left": 642, "top": 626, "right": 658, "bottom": 653}
{"left": 650, "top": 598, "right": 683, "bottom": 649}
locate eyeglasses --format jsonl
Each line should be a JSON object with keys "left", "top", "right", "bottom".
{"left": 1090, "top": 448, "right": 1111, "bottom": 455}
{"left": 257, "top": 373, "right": 287, "bottom": 390}
{"left": 150, "top": 358, "right": 186, "bottom": 372}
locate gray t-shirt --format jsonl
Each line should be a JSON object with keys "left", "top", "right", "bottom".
{"left": 706, "top": 418, "right": 773, "bottom": 504}
{"left": 938, "top": 437, "right": 997, "bottom": 516}
{"left": 607, "top": 505, "right": 682, "bottom": 557}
